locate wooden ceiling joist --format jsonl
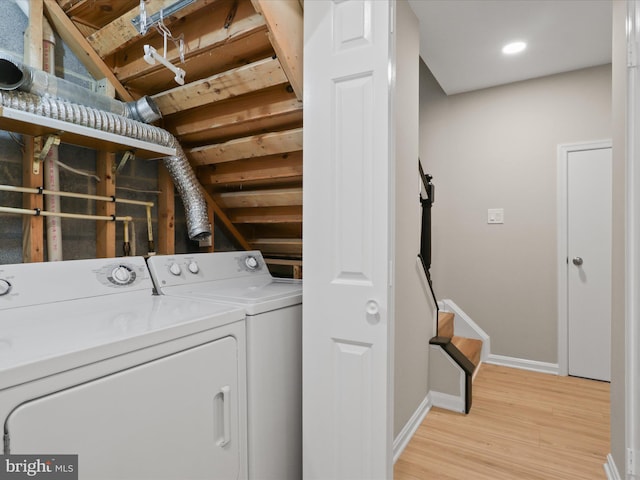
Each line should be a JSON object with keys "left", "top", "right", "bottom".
{"left": 214, "top": 187, "right": 302, "bottom": 209}
{"left": 153, "top": 57, "right": 288, "bottom": 116}
{"left": 187, "top": 127, "right": 302, "bottom": 166}
{"left": 251, "top": 237, "right": 302, "bottom": 256}
{"left": 168, "top": 86, "right": 301, "bottom": 143}
{"left": 198, "top": 151, "right": 302, "bottom": 186}
{"left": 250, "top": 0, "right": 303, "bottom": 101}
{"left": 43, "top": 0, "right": 134, "bottom": 101}
{"left": 112, "top": 0, "right": 265, "bottom": 84}
{"left": 63, "top": 0, "right": 139, "bottom": 30}
{"left": 88, "top": 0, "right": 219, "bottom": 58}
{"left": 87, "top": 0, "right": 178, "bottom": 57}
{"left": 228, "top": 206, "right": 302, "bottom": 224}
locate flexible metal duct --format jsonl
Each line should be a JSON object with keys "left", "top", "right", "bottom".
{"left": 0, "top": 89, "right": 211, "bottom": 240}
{"left": 0, "top": 57, "right": 161, "bottom": 123}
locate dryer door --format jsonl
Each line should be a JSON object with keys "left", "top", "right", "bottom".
{"left": 5, "top": 336, "right": 243, "bottom": 480}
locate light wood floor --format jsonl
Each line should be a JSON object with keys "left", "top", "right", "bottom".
{"left": 394, "top": 364, "right": 610, "bottom": 480}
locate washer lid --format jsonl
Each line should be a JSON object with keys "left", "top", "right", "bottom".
{"left": 0, "top": 292, "right": 245, "bottom": 389}
{"left": 163, "top": 277, "right": 302, "bottom": 315}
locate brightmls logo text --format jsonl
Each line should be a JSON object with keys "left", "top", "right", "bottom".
{"left": 0, "top": 456, "right": 77, "bottom": 479}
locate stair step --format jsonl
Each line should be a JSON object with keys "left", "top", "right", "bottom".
{"left": 451, "top": 336, "right": 482, "bottom": 368}
{"left": 437, "top": 311, "right": 454, "bottom": 338}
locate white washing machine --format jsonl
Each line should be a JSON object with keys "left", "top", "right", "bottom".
{"left": 0, "top": 257, "right": 247, "bottom": 480}
{"left": 147, "top": 251, "right": 302, "bottom": 480}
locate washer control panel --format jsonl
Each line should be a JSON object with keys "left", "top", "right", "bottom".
{"left": 147, "top": 251, "right": 270, "bottom": 289}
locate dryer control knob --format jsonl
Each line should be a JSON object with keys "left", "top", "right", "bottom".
{"left": 0, "top": 279, "right": 11, "bottom": 296}
{"left": 169, "top": 263, "right": 182, "bottom": 276}
{"left": 245, "top": 256, "right": 259, "bottom": 270}
{"left": 111, "top": 266, "right": 133, "bottom": 285}
{"left": 188, "top": 261, "right": 199, "bottom": 274}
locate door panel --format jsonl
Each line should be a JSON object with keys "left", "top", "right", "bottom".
{"left": 6, "top": 337, "right": 241, "bottom": 480}
{"left": 303, "top": 1, "right": 394, "bottom": 479}
{"left": 567, "top": 147, "right": 612, "bottom": 381}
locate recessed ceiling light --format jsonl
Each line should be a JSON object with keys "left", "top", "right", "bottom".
{"left": 502, "top": 41, "right": 527, "bottom": 55}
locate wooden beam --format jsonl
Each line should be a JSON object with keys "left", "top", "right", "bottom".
{"left": 25, "top": 0, "right": 43, "bottom": 67}
{"left": 157, "top": 163, "right": 175, "bottom": 255}
{"left": 96, "top": 151, "right": 116, "bottom": 258}
{"left": 42, "top": 0, "right": 134, "bottom": 101}
{"left": 22, "top": 137, "right": 44, "bottom": 263}
{"left": 188, "top": 128, "right": 302, "bottom": 166}
{"left": 228, "top": 206, "right": 302, "bottom": 224}
{"left": 22, "top": 2, "right": 44, "bottom": 263}
{"left": 198, "top": 151, "right": 302, "bottom": 186}
{"left": 87, "top": 0, "right": 202, "bottom": 58}
{"left": 214, "top": 187, "right": 302, "bottom": 208}
{"left": 153, "top": 57, "right": 288, "bottom": 116}
{"left": 113, "top": 0, "right": 266, "bottom": 84}
{"left": 251, "top": 237, "right": 302, "bottom": 256}
{"left": 168, "top": 86, "right": 302, "bottom": 141}
{"left": 202, "top": 189, "right": 252, "bottom": 250}
{"left": 250, "top": 0, "right": 303, "bottom": 101}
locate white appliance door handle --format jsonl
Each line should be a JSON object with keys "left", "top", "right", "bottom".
{"left": 217, "top": 385, "right": 232, "bottom": 447}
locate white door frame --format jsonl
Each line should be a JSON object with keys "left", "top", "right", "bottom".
{"left": 626, "top": 0, "right": 640, "bottom": 469}
{"left": 556, "top": 140, "right": 612, "bottom": 377}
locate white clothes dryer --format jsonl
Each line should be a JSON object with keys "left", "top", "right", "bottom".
{"left": 0, "top": 257, "right": 247, "bottom": 480}
{"left": 147, "top": 251, "right": 302, "bottom": 480}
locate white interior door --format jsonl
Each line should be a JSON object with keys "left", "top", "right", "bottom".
{"left": 303, "top": 1, "right": 395, "bottom": 479}
{"left": 567, "top": 146, "right": 612, "bottom": 381}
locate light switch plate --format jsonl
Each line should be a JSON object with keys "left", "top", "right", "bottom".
{"left": 488, "top": 208, "right": 504, "bottom": 224}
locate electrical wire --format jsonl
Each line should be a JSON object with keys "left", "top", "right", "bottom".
{"left": 55, "top": 160, "right": 101, "bottom": 182}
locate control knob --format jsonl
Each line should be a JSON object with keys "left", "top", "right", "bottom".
{"left": 169, "top": 263, "right": 182, "bottom": 276}
{"left": 111, "top": 266, "right": 133, "bottom": 285}
{"left": 0, "top": 279, "right": 11, "bottom": 296}
{"left": 188, "top": 261, "right": 199, "bottom": 274}
{"left": 245, "top": 256, "right": 259, "bottom": 270}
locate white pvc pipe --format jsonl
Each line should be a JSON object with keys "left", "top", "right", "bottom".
{"left": 0, "top": 205, "right": 132, "bottom": 222}
{"left": 0, "top": 184, "right": 154, "bottom": 207}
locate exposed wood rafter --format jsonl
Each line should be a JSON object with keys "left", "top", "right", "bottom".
{"left": 153, "top": 57, "right": 288, "bottom": 116}
{"left": 214, "top": 187, "right": 302, "bottom": 208}
{"left": 188, "top": 128, "right": 302, "bottom": 166}
{"left": 87, "top": 0, "right": 178, "bottom": 57}
{"left": 198, "top": 151, "right": 302, "bottom": 186}
{"left": 43, "top": 0, "right": 134, "bottom": 101}
{"left": 250, "top": 0, "right": 303, "bottom": 101}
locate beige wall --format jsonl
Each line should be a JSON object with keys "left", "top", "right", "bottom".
{"left": 419, "top": 63, "right": 612, "bottom": 363}
{"left": 610, "top": 0, "right": 626, "bottom": 472}
{"left": 394, "top": 0, "right": 436, "bottom": 438}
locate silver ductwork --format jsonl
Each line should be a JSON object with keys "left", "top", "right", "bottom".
{"left": 0, "top": 89, "right": 211, "bottom": 240}
{"left": 0, "top": 58, "right": 161, "bottom": 123}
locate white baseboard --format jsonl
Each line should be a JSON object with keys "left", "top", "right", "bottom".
{"left": 393, "top": 393, "right": 432, "bottom": 463}
{"left": 603, "top": 453, "right": 622, "bottom": 480}
{"left": 486, "top": 353, "right": 559, "bottom": 375}
{"left": 430, "top": 390, "right": 465, "bottom": 414}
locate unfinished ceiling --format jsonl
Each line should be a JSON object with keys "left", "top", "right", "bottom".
{"left": 45, "top": 0, "right": 303, "bottom": 259}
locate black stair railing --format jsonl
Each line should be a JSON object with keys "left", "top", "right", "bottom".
{"left": 418, "top": 160, "right": 438, "bottom": 313}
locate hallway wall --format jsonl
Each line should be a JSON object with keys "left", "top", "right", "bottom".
{"left": 419, "top": 63, "right": 612, "bottom": 364}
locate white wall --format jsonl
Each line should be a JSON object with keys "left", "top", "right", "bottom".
{"left": 419, "top": 63, "right": 612, "bottom": 364}
{"left": 393, "top": 1, "right": 435, "bottom": 438}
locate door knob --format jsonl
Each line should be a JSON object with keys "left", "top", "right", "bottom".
{"left": 572, "top": 257, "right": 583, "bottom": 266}
{"left": 365, "top": 300, "right": 380, "bottom": 325}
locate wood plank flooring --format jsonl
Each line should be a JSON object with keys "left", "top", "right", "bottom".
{"left": 394, "top": 364, "right": 610, "bottom": 480}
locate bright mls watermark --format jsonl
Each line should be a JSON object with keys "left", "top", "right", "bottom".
{"left": 0, "top": 455, "right": 77, "bottom": 479}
